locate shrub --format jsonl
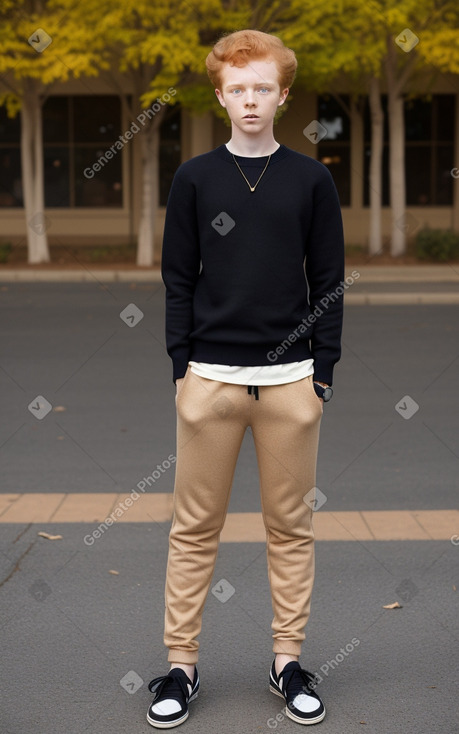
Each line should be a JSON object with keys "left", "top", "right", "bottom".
{"left": 415, "top": 228, "right": 459, "bottom": 262}
{"left": 0, "top": 242, "right": 13, "bottom": 263}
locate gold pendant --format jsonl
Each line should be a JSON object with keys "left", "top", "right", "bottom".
{"left": 233, "top": 153, "right": 271, "bottom": 193}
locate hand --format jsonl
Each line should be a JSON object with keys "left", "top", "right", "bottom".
{"left": 313, "top": 380, "right": 327, "bottom": 407}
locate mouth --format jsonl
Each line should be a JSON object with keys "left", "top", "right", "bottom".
{"left": 243, "top": 114, "right": 259, "bottom": 119}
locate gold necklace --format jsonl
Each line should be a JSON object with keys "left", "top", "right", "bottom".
{"left": 232, "top": 153, "right": 271, "bottom": 192}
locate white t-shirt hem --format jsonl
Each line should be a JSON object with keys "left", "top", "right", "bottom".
{"left": 188, "top": 359, "right": 314, "bottom": 385}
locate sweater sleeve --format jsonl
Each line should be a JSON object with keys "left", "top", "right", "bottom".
{"left": 161, "top": 166, "right": 201, "bottom": 383}
{"left": 305, "top": 167, "right": 345, "bottom": 386}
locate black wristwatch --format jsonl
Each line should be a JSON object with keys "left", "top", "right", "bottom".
{"left": 313, "top": 382, "right": 333, "bottom": 402}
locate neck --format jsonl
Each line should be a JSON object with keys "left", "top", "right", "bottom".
{"left": 226, "top": 127, "right": 280, "bottom": 157}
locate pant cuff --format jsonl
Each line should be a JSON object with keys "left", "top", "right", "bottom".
{"left": 273, "top": 640, "right": 303, "bottom": 657}
{"left": 167, "top": 648, "right": 199, "bottom": 664}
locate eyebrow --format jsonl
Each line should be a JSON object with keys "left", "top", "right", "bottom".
{"left": 225, "top": 82, "right": 274, "bottom": 89}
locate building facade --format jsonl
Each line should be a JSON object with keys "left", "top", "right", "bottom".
{"left": 1, "top": 74, "right": 458, "bottom": 256}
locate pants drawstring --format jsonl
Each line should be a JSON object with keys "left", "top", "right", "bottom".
{"left": 247, "top": 385, "right": 259, "bottom": 400}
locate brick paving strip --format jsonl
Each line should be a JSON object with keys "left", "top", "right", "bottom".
{"left": 0, "top": 494, "right": 456, "bottom": 541}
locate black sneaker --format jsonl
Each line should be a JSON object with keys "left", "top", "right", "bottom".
{"left": 269, "top": 659, "right": 325, "bottom": 725}
{"left": 147, "top": 667, "right": 199, "bottom": 729}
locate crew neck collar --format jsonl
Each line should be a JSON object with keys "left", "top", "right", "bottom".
{"left": 216, "top": 143, "right": 288, "bottom": 164}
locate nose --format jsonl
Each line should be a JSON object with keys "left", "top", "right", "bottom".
{"left": 244, "top": 90, "right": 257, "bottom": 107}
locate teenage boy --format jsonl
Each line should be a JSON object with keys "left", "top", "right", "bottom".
{"left": 147, "top": 28, "right": 344, "bottom": 729}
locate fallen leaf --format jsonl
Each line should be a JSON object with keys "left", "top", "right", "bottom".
{"left": 38, "top": 531, "right": 63, "bottom": 540}
{"left": 109, "top": 569, "right": 119, "bottom": 575}
{"left": 53, "top": 405, "right": 66, "bottom": 412}
{"left": 427, "top": 686, "right": 436, "bottom": 689}
{"left": 360, "top": 722, "right": 367, "bottom": 725}
{"left": 383, "top": 601, "right": 402, "bottom": 609}
{"left": 453, "top": 585, "right": 456, "bottom": 592}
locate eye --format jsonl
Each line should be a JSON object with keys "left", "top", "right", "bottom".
{"left": 231, "top": 88, "right": 242, "bottom": 95}
{"left": 258, "top": 87, "right": 270, "bottom": 93}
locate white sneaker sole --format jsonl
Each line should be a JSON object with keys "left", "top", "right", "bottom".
{"left": 270, "top": 684, "right": 326, "bottom": 725}
{"left": 146, "top": 692, "right": 198, "bottom": 729}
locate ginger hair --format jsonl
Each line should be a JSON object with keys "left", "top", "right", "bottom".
{"left": 205, "top": 29, "right": 297, "bottom": 90}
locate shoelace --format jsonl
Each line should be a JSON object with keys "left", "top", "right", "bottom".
{"left": 280, "top": 666, "right": 317, "bottom": 699}
{"left": 148, "top": 671, "right": 190, "bottom": 703}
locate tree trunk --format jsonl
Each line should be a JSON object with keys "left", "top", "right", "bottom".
{"left": 137, "top": 106, "right": 167, "bottom": 266}
{"left": 368, "top": 76, "right": 383, "bottom": 256}
{"left": 388, "top": 91, "right": 406, "bottom": 256}
{"left": 385, "top": 38, "right": 406, "bottom": 257}
{"left": 21, "top": 78, "right": 50, "bottom": 263}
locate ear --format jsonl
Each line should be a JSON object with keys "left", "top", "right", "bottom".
{"left": 278, "top": 88, "right": 289, "bottom": 106}
{"left": 215, "top": 89, "right": 226, "bottom": 108}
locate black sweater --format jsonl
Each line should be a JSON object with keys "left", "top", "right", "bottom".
{"left": 161, "top": 143, "right": 345, "bottom": 385}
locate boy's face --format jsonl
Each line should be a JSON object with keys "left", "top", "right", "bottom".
{"left": 215, "top": 59, "right": 289, "bottom": 137}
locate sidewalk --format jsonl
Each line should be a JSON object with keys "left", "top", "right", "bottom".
{"left": 346, "top": 264, "right": 459, "bottom": 304}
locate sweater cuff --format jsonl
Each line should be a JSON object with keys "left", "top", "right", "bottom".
{"left": 313, "top": 362, "right": 335, "bottom": 387}
{"left": 172, "top": 359, "right": 189, "bottom": 384}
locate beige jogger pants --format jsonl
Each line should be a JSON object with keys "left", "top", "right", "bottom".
{"left": 164, "top": 365, "right": 323, "bottom": 664}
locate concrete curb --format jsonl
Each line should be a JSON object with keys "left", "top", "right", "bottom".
{"left": 350, "top": 265, "right": 459, "bottom": 282}
{"left": 345, "top": 293, "right": 459, "bottom": 305}
{"left": 0, "top": 269, "right": 164, "bottom": 282}
{"left": 0, "top": 264, "right": 458, "bottom": 283}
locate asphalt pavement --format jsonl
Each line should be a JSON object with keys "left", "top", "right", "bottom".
{"left": 0, "top": 276, "right": 458, "bottom": 734}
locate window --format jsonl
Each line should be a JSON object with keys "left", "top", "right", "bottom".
{"left": 44, "top": 95, "right": 123, "bottom": 207}
{"left": 404, "top": 95, "right": 454, "bottom": 205}
{"left": 0, "top": 110, "right": 22, "bottom": 206}
{"left": 0, "top": 95, "right": 123, "bottom": 208}
{"left": 317, "top": 95, "right": 351, "bottom": 206}
{"left": 1, "top": 95, "right": 182, "bottom": 210}
{"left": 363, "top": 94, "right": 454, "bottom": 206}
